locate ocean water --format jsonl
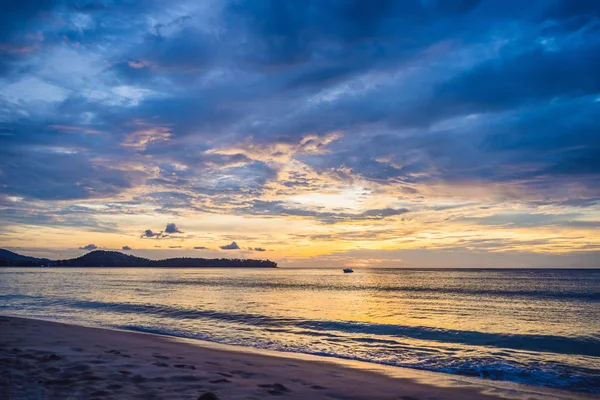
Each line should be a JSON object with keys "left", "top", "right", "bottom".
{"left": 1, "top": 268, "right": 599, "bottom": 393}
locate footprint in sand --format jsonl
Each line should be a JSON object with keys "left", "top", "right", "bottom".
{"left": 169, "top": 375, "right": 203, "bottom": 382}
{"left": 105, "top": 349, "right": 131, "bottom": 358}
{"left": 153, "top": 361, "right": 169, "bottom": 367}
{"left": 173, "top": 364, "right": 196, "bottom": 370}
{"left": 198, "top": 393, "right": 219, "bottom": 400}
{"left": 41, "top": 378, "right": 74, "bottom": 386}
{"left": 209, "top": 378, "right": 231, "bottom": 384}
{"left": 81, "top": 374, "right": 103, "bottom": 381}
{"left": 229, "top": 370, "right": 257, "bottom": 378}
{"left": 40, "top": 353, "right": 62, "bottom": 362}
{"left": 258, "top": 383, "right": 292, "bottom": 396}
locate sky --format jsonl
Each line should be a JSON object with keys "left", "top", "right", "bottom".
{"left": 0, "top": 0, "right": 599, "bottom": 267}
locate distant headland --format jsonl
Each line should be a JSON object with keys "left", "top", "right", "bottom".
{"left": 0, "top": 249, "right": 277, "bottom": 268}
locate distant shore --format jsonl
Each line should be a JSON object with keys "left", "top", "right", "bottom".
{"left": 1, "top": 316, "right": 593, "bottom": 400}
{"left": 0, "top": 266, "right": 277, "bottom": 268}
{"left": 0, "top": 249, "right": 277, "bottom": 268}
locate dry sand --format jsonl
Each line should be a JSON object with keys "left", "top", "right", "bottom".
{"left": 0, "top": 316, "right": 594, "bottom": 400}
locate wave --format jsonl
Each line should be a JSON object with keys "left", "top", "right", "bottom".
{"left": 296, "top": 320, "right": 600, "bottom": 356}
{"left": 122, "top": 279, "right": 600, "bottom": 301}
{"left": 48, "top": 298, "right": 600, "bottom": 357}
{"left": 116, "top": 324, "right": 600, "bottom": 394}
{"left": 4, "top": 291, "right": 600, "bottom": 394}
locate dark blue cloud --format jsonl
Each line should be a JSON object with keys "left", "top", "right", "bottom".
{"left": 303, "top": 97, "right": 600, "bottom": 191}
{"left": 164, "top": 223, "right": 183, "bottom": 234}
{"left": 435, "top": 46, "right": 600, "bottom": 114}
{"left": 226, "top": 0, "right": 482, "bottom": 69}
{"left": 220, "top": 241, "right": 240, "bottom": 250}
{"left": 0, "top": 0, "right": 57, "bottom": 42}
{"left": 141, "top": 229, "right": 163, "bottom": 239}
{"left": 0, "top": 0, "right": 598, "bottom": 219}
{"left": 0, "top": 146, "right": 138, "bottom": 200}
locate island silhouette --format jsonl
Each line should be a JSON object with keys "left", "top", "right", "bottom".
{"left": 0, "top": 249, "right": 277, "bottom": 268}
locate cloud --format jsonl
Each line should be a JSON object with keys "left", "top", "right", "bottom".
{"left": 226, "top": 0, "right": 482, "bottom": 70}
{"left": 168, "top": 245, "right": 182, "bottom": 248}
{"left": 141, "top": 229, "right": 163, "bottom": 239}
{"left": 433, "top": 46, "right": 600, "bottom": 116}
{"left": 122, "top": 246, "right": 132, "bottom": 250}
{"left": 220, "top": 241, "right": 241, "bottom": 250}
{"left": 246, "top": 246, "right": 267, "bottom": 252}
{"left": 193, "top": 246, "right": 208, "bottom": 250}
{"left": 141, "top": 223, "right": 184, "bottom": 239}
{"left": 0, "top": 142, "right": 141, "bottom": 201}
{"left": 247, "top": 201, "right": 410, "bottom": 224}
{"left": 79, "top": 244, "right": 98, "bottom": 251}
{"left": 165, "top": 223, "right": 183, "bottom": 234}
{"left": 459, "top": 212, "right": 600, "bottom": 229}
{"left": 1, "top": 0, "right": 599, "bottom": 264}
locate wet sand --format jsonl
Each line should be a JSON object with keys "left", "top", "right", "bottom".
{"left": 0, "top": 316, "right": 594, "bottom": 400}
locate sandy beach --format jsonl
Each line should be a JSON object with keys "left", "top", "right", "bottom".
{"left": 0, "top": 316, "right": 595, "bottom": 400}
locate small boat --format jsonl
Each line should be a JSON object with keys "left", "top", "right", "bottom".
{"left": 343, "top": 268, "right": 354, "bottom": 273}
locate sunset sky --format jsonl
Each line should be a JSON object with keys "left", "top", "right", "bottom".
{"left": 1, "top": 1, "right": 599, "bottom": 267}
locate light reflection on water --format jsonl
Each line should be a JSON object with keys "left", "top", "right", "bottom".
{"left": 1, "top": 268, "right": 599, "bottom": 393}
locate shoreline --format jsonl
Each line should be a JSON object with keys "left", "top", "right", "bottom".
{"left": 1, "top": 316, "right": 595, "bottom": 400}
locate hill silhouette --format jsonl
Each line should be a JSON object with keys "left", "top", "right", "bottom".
{"left": 0, "top": 249, "right": 277, "bottom": 268}
{"left": 0, "top": 249, "right": 50, "bottom": 266}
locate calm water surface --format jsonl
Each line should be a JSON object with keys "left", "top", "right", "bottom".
{"left": 1, "top": 268, "right": 599, "bottom": 393}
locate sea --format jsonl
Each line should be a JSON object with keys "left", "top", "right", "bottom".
{"left": 1, "top": 267, "right": 599, "bottom": 394}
